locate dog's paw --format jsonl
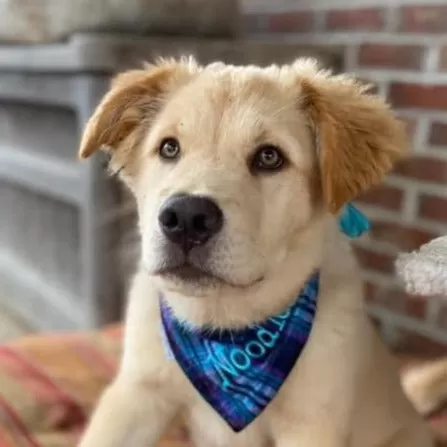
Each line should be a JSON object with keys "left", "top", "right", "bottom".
{"left": 402, "top": 359, "right": 447, "bottom": 417}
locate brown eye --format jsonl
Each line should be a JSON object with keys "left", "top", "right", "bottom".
{"left": 252, "top": 145, "right": 284, "bottom": 172}
{"left": 159, "top": 138, "right": 180, "bottom": 160}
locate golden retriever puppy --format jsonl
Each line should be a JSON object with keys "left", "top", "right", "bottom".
{"left": 77, "top": 57, "right": 432, "bottom": 447}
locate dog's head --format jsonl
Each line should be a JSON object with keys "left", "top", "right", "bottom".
{"left": 79, "top": 58, "right": 406, "bottom": 327}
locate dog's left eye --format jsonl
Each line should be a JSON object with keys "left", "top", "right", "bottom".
{"left": 159, "top": 138, "right": 181, "bottom": 160}
{"left": 251, "top": 145, "right": 285, "bottom": 172}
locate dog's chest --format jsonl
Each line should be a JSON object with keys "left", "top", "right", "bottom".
{"left": 187, "top": 399, "right": 273, "bottom": 447}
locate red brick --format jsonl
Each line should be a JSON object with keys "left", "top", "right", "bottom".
{"left": 418, "top": 194, "right": 447, "bottom": 224}
{"left": 268, "top": 11, "right": 314, "bottom": 33}
{"left": 356, "top": 185, "right": 404, "bottom": 211}
{"left": 355, "top": 247, "right": 395, "bottom": 274}
{"left": 358, "top": 44, "right": 424, "bottom": 70}
{"left": 400, "top": 5, "right": 447, "bottom": 33}
{"left": 365, "top": 281, "right": 379, "bottom": 303}
{"left": 368, "top": 283, "right": 427, "bottom": 320}
{"left": 326, "top": 8, "right": 385, "bottom": 31}
{"left": 364, "top": 281, "right": 378, "bottom": 302}
{"left": 389, "top": 83, "right": 447, "bottom": 110}
{"left": 393, "top": 156, "right": 447, "bottom": 183}
{"left": 370, "top": 220, "right": 438, "bottom": 252}
{"left": 437, "top": 305, "right": 447, "bottom": 329}
{"left": 429, "top": 121, "right": 447, "bottom": 147}
{"left": 393, "top": 329, "right": 447, "bottom": 357}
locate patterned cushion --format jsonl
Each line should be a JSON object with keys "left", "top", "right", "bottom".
{"left": 0, "top": 325, "right": 444, "bottom": 446}
{"left": 0, "top": 325, "right": 122, "bottom": 445}
{"left": 0, "top": 325, "right": 189, "bottom": 446}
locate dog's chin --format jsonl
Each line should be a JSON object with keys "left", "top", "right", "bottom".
{"left": 150, "top": 262, "right": 264, "bottom": 296}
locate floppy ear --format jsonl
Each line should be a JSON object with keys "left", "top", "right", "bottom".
{"left": 296, "top": 60, "right": 408, "bottom": 213}
{"left": 78, "top": 59, "right": 196, "bottom": 160}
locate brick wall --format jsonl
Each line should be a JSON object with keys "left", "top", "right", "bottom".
{"left": 243, "top": 0, "right": 447, "bottom": 352}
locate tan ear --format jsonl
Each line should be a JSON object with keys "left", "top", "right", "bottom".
{"left": 78, "top": 59, "right": 196, "bottom": 159}
{"left": 297, "top": 62, "right": 407, "bottom": 213}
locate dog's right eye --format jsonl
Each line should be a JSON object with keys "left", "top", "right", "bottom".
{"left": 251, "top": 145, "right": 285, "bottom": 173}
{"left": 159, "top": 138, "right": 181, "bottom": 160}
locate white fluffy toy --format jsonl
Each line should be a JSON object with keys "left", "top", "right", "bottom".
{"left": 396, "top": 236, "right": 447, "bottom": 297}
{"left": 396, "top": 236, "right": 447, "bottom": 422}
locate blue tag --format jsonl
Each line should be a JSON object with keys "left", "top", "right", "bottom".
{"left": 339, "top": 203, "right": 370, "bottom": 238}
{"left": 160, "top": 273, "right": 319, "bottom": 432}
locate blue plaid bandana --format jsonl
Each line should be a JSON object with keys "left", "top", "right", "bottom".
{"left": 160, "top": 273, "right": 319, "bottom": 432}
{"left": 160, "top": 204, "right": 369, "bottom": 432}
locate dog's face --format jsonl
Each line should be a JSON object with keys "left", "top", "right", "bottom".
{"left": 79, "top": 58, "right": 407, "bottom": 325}
{"left": 119, "top": 66, "right": 318, "bottom": 295}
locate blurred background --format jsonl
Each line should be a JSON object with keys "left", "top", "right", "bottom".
{"left": 0, "top": 0, "right": 446, "bottom": 357}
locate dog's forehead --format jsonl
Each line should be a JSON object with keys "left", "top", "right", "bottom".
{"left": 158, "top": 68, "right": 299, "bottom": 142}
{"left": 180, "top": 68, "right": 284, "bottom": 106}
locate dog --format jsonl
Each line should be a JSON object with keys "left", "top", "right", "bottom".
{"left": 77, "top": 57, "right": 433, "bottom": 447}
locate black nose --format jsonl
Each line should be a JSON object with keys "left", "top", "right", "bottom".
{"left": 158, "top": 194, "right": 224, "bottom": 252}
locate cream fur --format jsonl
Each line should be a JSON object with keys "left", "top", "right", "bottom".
{"left": 77, "top": 58, "right": 432, "bottom": 447}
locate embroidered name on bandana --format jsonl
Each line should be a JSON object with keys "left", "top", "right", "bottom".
{"left": 160, "top": 273, "right": 319, "bottom": 432}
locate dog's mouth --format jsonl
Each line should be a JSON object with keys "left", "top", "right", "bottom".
{"left": 154, "top": 262, "right": 264, "bottom": 289}
{"left": 156, "top": 263, "right": 224, "bottom": 285}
